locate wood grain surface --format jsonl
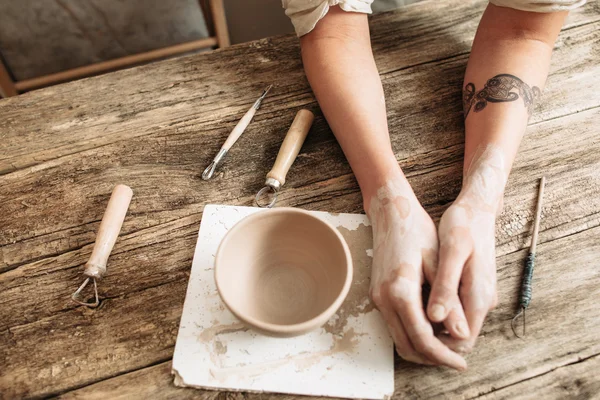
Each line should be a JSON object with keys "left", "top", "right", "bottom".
{"left": 1, "top": 0, "right": 599, "bottom": 398}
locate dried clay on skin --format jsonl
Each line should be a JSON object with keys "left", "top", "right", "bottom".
{"left": 441, "top": 144, "right": 508, "bottom": 243}
{"left": 369, "top": 178, "right": 438, "bottom": 295}
{"left": 438, "top": 144, "right": 508, "bottom": 308}
{"left": 463, "top": 144, "right": 507, "bottom": 212}
{"left": 368, "top": 178, "right": 469, "bottom": 370}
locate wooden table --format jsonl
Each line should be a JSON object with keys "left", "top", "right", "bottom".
{"left": 1, "top": 1, "right": 599, "bottom": 398}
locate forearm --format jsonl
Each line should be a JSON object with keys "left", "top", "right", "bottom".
{"left": 301, "top": 10, "right": 470, "bottom": 369}
{"left": 300, "top": 7, "right": 404, "bottom": 210}
{"left": 461, "top": 4, "right": 567, "bottom": 209}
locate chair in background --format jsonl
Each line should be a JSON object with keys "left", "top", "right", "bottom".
{"left": 0, "top": 0, "right": 229, "bottom": 98}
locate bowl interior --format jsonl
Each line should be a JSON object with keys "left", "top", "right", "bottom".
{"left": 215, "top": 210, "right": 349, "bottom": 327}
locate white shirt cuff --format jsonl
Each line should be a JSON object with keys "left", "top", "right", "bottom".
{"left": 282, "top": 0, "right": 374, "bottom": 37}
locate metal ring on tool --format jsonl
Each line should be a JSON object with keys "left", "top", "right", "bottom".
{"left": 202, "top": 148, "right": 228, "bottom": 181}
{"left": 202, "top": 161, "right": 218, "bottom": 181}
{"left": 71, "top": 277, "right": 100, "bottom": 308}
{"left": 255, "top": 186, "right": 278, "bottom": 208}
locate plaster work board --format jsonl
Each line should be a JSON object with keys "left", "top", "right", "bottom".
{"left": 172, "top": 204, "right": 394, "bottom": 399}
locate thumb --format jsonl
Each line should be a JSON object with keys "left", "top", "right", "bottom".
{"left": 427, "top": 232, "right": 470, "bottom": 323}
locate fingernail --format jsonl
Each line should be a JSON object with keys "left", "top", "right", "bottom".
{"left": 455, "top": 321, "right": 470, "bottom": 338}
{"left": 457, "top": 344, "right": 473, "bottom": 354}
{"left": 430, "top": 304, "right": 445, "bottom": 321}
{"left": 454, "top": 356, "right": 468, "bottom": 371}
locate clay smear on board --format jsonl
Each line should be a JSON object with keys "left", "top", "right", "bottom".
{"left": 324, "top": 222, "right": 375, "bottom": 335}
{"left": 198, "top": 322, "right": 248, "bottom": 366}
{"left": 197, "top": 220, "right": 376, "bottom": 381}
{"left": 207, "top": 328, "right": 364, "bottom": 381}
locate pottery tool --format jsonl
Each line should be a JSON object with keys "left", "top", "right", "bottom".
{"left": 255, "top": 109, "right": 314, "bottom": 208}
{"left": 511, "top": 176, "right": 546, "bottom": 338}
{"left": 71, "top": 184, "right": 133, "bottom": 307}
{"left": 202, "top": 85, "right": 272, "bottom": 180}
{"left": 172, "top": 204, "right": 394, "bottom": 399}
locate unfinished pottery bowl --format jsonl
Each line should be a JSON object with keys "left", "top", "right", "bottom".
{"left": 215, "top": 207, "right": 353, "bottom": 337}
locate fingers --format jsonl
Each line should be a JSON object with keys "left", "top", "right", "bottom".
{"left": 460, "top": 269, "right": 495, "bottom": 342}
{"left": 421, "top": 247, "right": 438, "bottom": 287}
{"left": 389, "top": 275, "right": 467, "bottom": 371}
{"left": 438, "top": 333, "right": 474, "bottom": 354}
{"left": 443, "top": 302, "right": 470, "bottom": 340}
{"left": 420, "top": 217, "right": 439, "bottom": 285}
{"left": 428, "top": 229, "right": 470, "bottom": 324}
{"left": 375, "top": 299, "right": 433, "bottom": 366}
{"left": 421, "top": 243, "right": 469, "bottom": 339}
{"left": 442, "top": 258, "right": 496, "bottom": 353}
{"left": 440, "top": 293, "right": 489, "bottom": 354}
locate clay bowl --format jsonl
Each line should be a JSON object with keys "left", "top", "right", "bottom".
{"left": 215, "top": 207, "right": 353, "bottom": 337}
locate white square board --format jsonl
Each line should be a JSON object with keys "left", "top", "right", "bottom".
{"left": 172, "top": 204, "right": 394, "bottom": 399}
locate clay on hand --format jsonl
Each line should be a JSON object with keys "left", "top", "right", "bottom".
{"left": 368, "top": 178, "right": 467, "bottom": 370}
{"left": 428, "top": 145, "right": 505, "bottom": 352}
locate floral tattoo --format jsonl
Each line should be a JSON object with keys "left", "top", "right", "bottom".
{"left": 463, "top": 74, "right": 541, "bottom": 119}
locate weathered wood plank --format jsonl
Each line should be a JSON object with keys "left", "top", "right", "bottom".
{"left": 2, "top": 104, "right": 598, "bottom": 335}
{"left": 477, "top": 353, "right": 600, "bottom": 400}
{"left": 58, "top": 361, "right": 218, "bottom": 400}
{"left": 0, "top": 280, "right": 186, "bottom": 399}
{"left": 49, "top": 224, "right": 600, "bottom": 399}
{"left": 1, "top": 92, "right": 599, "bottom": 337}
{"left": 1, "top": 7, "right": 598, "bottom": 279}
{"left": 59, "top": 352, "right": 600, "bottom": 400}
{"left": 0, "top": 214, "right": 199, "bottom": 332}
{"left": 1, "top": 0, "right": 599, "bottom": 398}
{"left": 0, "top": 0, "right": 597, "bottom": 176}
{"left": 391, "top": 225, "right": 600, "bottom": 399}
{"left": 370, "top": 0, "right": 600, "bottom": 76}
{"left": 2, "top": 101, "right": 600, "bottom": 396}
{"left": 1, "top": 19, "right": 599, "bottom": 274}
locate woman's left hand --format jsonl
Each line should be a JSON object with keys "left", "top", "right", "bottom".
{"left": 427, "top": 193, "right": 499, "bottom": 352}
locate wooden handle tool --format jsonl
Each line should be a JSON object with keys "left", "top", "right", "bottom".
{"left": 511, "top": 176, "right": 546, "bottom": 338}
{"left": 71, "top": 184, "right": 133, "bottom": 307}
{"left": 202, "top": 85, "right": 272, "bottom": 180}
{"left": 255, "top": 109, "right": 314, "bottom": 208}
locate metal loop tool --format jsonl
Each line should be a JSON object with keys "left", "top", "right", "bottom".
{"left": 203, "top": 85, "right": 272, "bottom": 180}
{"left": 255, "top": 185, "right": 278, "bottom": 208}
{"left": 255, "top": 109, "right": 314, "bottom": 208}
{"left": 71, "top": 184, "right": 133, "bottom": 307}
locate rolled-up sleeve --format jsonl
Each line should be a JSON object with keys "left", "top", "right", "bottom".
{"left": 282, "top": 0, "right": 373, "bottom": 37}
{"left": 489, "top": 0, "right": 585, "bottom": 12}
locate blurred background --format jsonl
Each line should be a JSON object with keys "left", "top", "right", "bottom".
{"left": 0, "top": 0, "right": 416, "bottom": 97}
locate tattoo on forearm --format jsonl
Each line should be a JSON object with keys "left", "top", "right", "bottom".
{"left": 463, "top": 74, "right": 541, "bottom": 119}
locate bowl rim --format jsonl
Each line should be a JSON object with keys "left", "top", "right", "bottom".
{"left": 214, "top": 207, "right": 353, "bottom": 336}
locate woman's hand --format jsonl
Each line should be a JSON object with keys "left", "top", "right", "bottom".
{"left": 428, "top": 145, "right": 505, "bottom": 352}
{"left": 368, "top": 177, "right": 467, "bottom": 370}
{"left": 429, "top": 198, "right": 499, "bottom": 353}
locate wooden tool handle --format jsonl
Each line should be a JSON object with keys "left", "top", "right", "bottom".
{"left": 266, "top": 109, "right": 314, "bottom": 186}
{"left": 530, "top": 176, "right": 546, "bottom": 254}
{"left": 222, "top": 106, "right": 257, "bottom": 150}
{"left": 84, "top": 184, "right": 133, "bottom": 279}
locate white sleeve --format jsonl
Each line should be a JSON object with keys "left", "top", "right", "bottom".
{"left": 489, "top": 0, "right": 586, "bottom": 12}
{"left": 282, "top": 0, "right": 374, "bottom": 37}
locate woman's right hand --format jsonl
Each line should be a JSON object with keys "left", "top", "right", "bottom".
{"left": 367, "top": 177, "right": 468, "bottom": 370}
